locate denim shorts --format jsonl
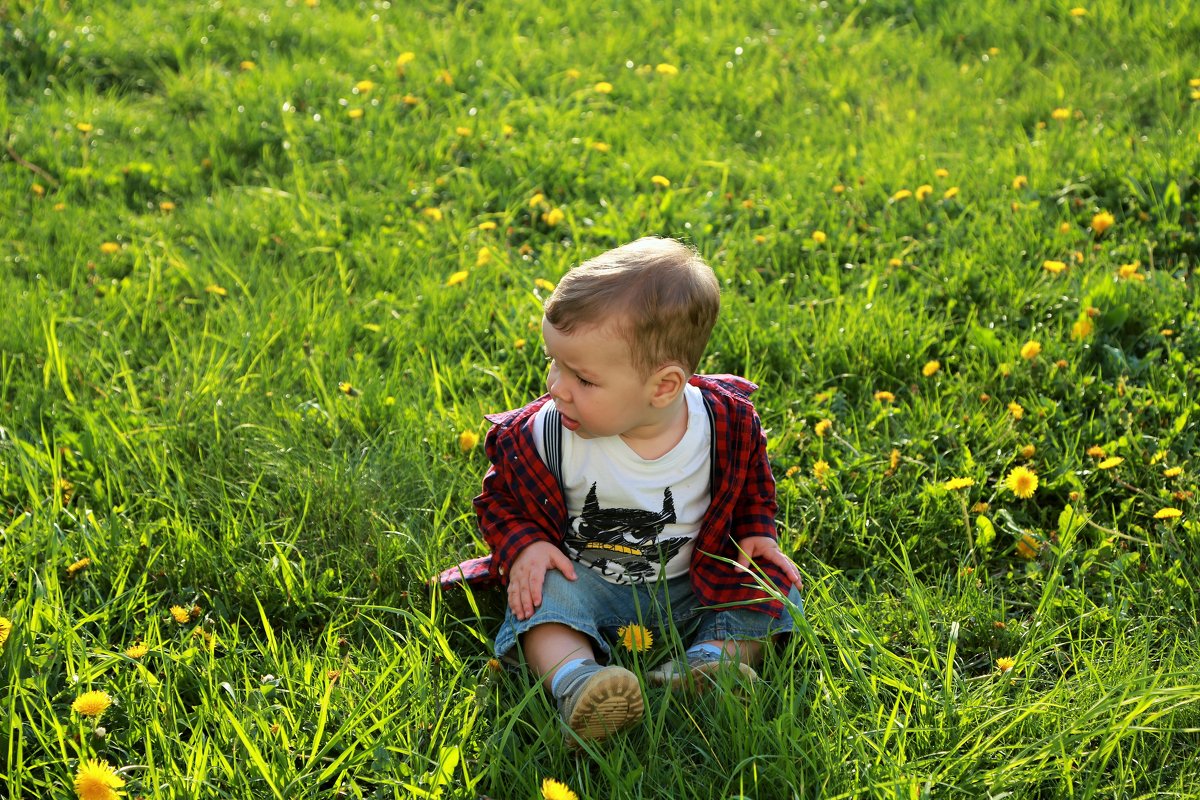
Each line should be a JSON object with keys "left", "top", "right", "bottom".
{"left": 494, "top": 565, "right": 804, "bottom": 662}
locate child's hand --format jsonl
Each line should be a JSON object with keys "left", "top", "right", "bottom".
{"left": 507, "top": 541, "right": 577, "bottom": 621}
{"left": 735, "top": 536, "right": 803, "bottom": 589}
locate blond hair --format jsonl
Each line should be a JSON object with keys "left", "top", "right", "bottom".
{"left": 544, "top": 237, "right": 720, "bottom": 375}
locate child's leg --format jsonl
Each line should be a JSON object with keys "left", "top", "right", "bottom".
{"left": 693, "top": 638, "right": 763, "bottom": 665}
{"left": 649, "top": 582, "right": 804, "bottom": 690}
{"left": 522, "top": 622, "right": 596, "bottom": 685}
{"left": 493, "top": 568, "right": 645, "bottom": 743}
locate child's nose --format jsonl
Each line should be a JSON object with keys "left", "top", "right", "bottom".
{"left": 547, "top": 368, "right": 568, "bottom": 401}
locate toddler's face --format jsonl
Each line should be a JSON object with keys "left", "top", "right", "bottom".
{"left": 541, "top": 316, "right": 659, "bottom": 439}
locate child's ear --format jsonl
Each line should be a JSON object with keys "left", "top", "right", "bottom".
{"left": 650, "top": 365, "right": 688, "bottom": 407}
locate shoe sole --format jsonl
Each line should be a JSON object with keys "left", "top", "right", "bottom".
{"left": 651, "top": 660, "right": 759, "bottom": 694}
{"left": 565, "top": 668, "right": 643, "bottom": 743}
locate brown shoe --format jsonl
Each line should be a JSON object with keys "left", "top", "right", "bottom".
{"left": 647, "top": 656, "right": 758, "bottom": 694}
{"left": 558, "top": 665, "right": 644, "bottom": 743}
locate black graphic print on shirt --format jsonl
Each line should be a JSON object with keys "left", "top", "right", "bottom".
{"left": 563, "top": 483, "right": 692, "bottom": 583}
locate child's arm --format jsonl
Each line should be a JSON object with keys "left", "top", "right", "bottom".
{"left": 731, "top": 409, "right": 802, "bottom": 588}
{"left": 472, "top": 416, "right": 571, "bottom": 605}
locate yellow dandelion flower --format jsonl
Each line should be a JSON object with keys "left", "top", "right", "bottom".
{"left": 922, "top": 360, "right": 940, "bottom": 377}
{"left": 542, "top": 777, "right": 579, "bottom": 800}
{"left": 1008, "top": 401, "right": 1025, "bottom": 420}
{"left": 651, "top": 175, "right": 671, "bottom": 188}
{"left": 590, "top": 141, "right": 611, "bottom": 153}
{"left": 1163, "top": 467, "right": 1183, "bottom": 478}
{"left": 458, "top": 430, "right": 479, "bottom": 453}
{"left": 476, "top": 247, "right": 492, "bottom": 267}
{"left": 68, "top": 557, "right": 91, "bottom": 575}
{"left": 811, "top": 230, "right": 827, "bottom": 244}
{"left": 355, "top": 80, "right": 376, "bottom": 94}
{"left": 1015, "top": 533, "right": 1042, "bottom": 559}
{"left": 542, "top": 207, "right": 565, "bottom": 226}
{"left": 239, "top": 60, "right": 256, "bottom": 71}
{"left": 1097, "top": 457, "right": 1123, "bottom": 470}
{"left": 655, "top": 63, "right": 679, "bottom": 76}
{"left": 874, "top": 390, "right": 896, "bottom": 403}
{"left": 528, "top": 192, "right": 547, "bottom": 208}
{"left": 1012, "top": 175, "right": 1028, "bottom": 190}
{"left": 814, "top": 418, "right": 832, "bottom": 438}
{"left": 159, "top": 201, "right": 176, "bottom": 212}
{"left": 943, "top": 186, "right": 959, "bottom": 200}
{"left": 513, "top": 338, "right": 526, "bottom": 349}
{"left": 74, "top": 758, "right": 126, "bottom": 800}
{"left": 0, "top": 616, "right": 11, "bottom": 647}
{"left": 1117, "top": 262, "right": 1142, "bottom": 281}
{"left": 395, "top": 52, "right": 416, "bottom": 75}
{"left": 337, "top": 381, "right": 359, "bottom": 397}
{"left": 753, "top": 234, "right": 767, "bottom": 245}
{"left": 593, "top": 81, "right": 613, "bottom": 94}
{"left": 32, "top": 182, "right": 45, "bottom": 197}
{"left": 124, "top": 642, "right": 148, "bottom": 659}
{"left": 1086, "top": 445, "right": 1106, "bottom": 458}
{"left": 934, "top": 167, "right": 950, "bottom": 179}
{"left": 445, "top": 270, "right": 469, "bottom": 287}
{"left": 71, "top": 690, "right": 113, "bottom": 718}
{"left": 1042, "top": 259, "right": 1067, "bottom": 274}
{"left": 889, "top": 449, "right": 901, "bottom": 471}
{"left": 618, "top": 623, "right": 654, "bottom": 652}
{"left": 915, "top": 184, "right": 934, "bottom": 201}
{"left": 478, "top": 221, "right": 498, "bottom": 231}
{"left": 996, "top": 657, "right": 1016, "bottom": 672}
{"left": 1191, "top": 78, "right": 1200, "bottom": 88}
{"left": 204, "top": 284, "right": 227, "bottom": 297}
{"left": 486, "top": 657, "right": 504, "bottom": 673}
{"left": 421, "top": 207, "right": 443, "bottom": 222}
{"left": 1071, "top": 317, "right": 1094, "bottom": 339}
{"left": 1020, "top": 340, "right": 1042, "bottom": 360}
{"left": 170, "top": 605, "right": 191, "bottom": 624}
{"left": 1005, "top": 466, "right": 1038, "bottom": 499}
{"left": 1069, "top": 7, "right": 1088, "bottom": 16}
{"left": 1020, "top": 444, "right": 1036, "bottom": 459}
{"left": 832, "top": 183, "right": 846, "bottom": 194}
{"left": 813, "top": 460, "right": 831, "bottom": 485}
{"left": 887, "top": 257, "right": 903, "bottom": 267}
{"left": 401, "top": 94, "right": 421, "bottom": 106}
{"left": 1154, "top": 508, "right": 1182, "bottom": 520}
{"left": 890, "top": 188, "right": 913, "bottom": 202}
{"left": 534, "top": 278, "right": 557, "bottom": 292}
{"left": 943, "top": 477, "right": 975, "bottom": 491}
{"left": 971, "top": 501, "right": 989, "bottom": 514}
{"left": 436, "top": 69, "right": 453, "bottom": 85}
{"left": 1091, "top": 211, "right": 1114, "bottom": 235}
{"left": 76, "top": 122, "right": 94, "bottom": 133}
{"left": 100, "top": 242, "right": 121, "bottom": 255}
{"left": 455, "top": 125, "right": 472, "bottom": 136}
{"left": 1051, "top": 107, "right": 1071, "bottom": 121}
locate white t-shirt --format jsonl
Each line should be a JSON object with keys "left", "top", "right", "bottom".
{"left": 533, "top": 384, "right": 712, "bottom": 584}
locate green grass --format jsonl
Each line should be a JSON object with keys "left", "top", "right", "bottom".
{"left": 2, "top": 0, "right": 1199, "bottom": 797}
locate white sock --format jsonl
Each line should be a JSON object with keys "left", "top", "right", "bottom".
{"left": 686, "top": 642, "right": 725, "bottom": 662}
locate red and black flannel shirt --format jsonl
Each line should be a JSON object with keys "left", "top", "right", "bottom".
{"left": 437, "top": 374, "right": 794, "bottom": 618}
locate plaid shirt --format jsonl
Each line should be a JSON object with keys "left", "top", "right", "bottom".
{"left": 437, "top": 374, "right": 794, "bottom": 618}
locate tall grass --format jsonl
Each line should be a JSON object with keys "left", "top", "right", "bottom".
{"left": 2, "top": 0, "right": 1198, "bottom": 797}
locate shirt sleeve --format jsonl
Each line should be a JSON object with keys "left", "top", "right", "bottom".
{"left": 730, "top": 408, "right": 778, "bottom": 542}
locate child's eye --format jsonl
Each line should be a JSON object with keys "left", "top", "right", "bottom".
{"left": 577, "top": 375, "right": 595, "bottom": 388}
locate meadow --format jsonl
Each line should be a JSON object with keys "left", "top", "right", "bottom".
{"left": 2, "top": 0, "right": 1199, "bottom": 797}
